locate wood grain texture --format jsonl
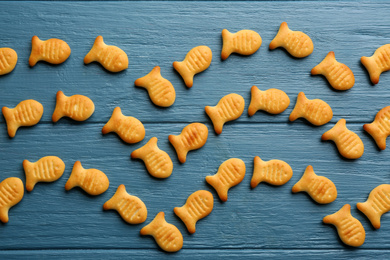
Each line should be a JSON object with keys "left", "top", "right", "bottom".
{"left": 0, "top": 1, "right": 390, "bottom": 258}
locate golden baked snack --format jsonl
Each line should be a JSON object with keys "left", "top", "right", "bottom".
{"left": 221, "top": 29, "right": 262, "bottom": 60}
{"left": 29, "top": 36, "right": 71, "bottom": 66}
{"left": 65, "top": 161, "right": 109, "bottom": 196}
{"left": 84, "top": 35, "right": 128, "bottom": 72}
{"left": 0, "top": 47, "right": 17, "bottom": 75}
{"left": 173, "top": 45, "right": 212, "bottom": 88}
{"left": 102, "top": 107, "right": 145, "bottom": 144}
{"left": 103, "top": 184, "right": 147, "bottom": 224}
{"left": 168, "top": 123, "right": 208, "bottom": 163}
{"left": 322, "top": 119, "right": 364, "bottom": 159}
{"left": 250, "top": 156, "right": 293, "bottom": 189}
{"left": 323, "top": 204, "right": 365, "bottom": 247}
{"left": 311, "top": 51, "right": 355, "bottom": 91}
{"left": 23, "top": 156, "right": 65, "bottom": 192}
{"left": 52, "top": 91, "right": 94, "bottom": 122}
{"left": 131, "top": 137, "right": 173, "bottom": 178}
{"left": 248, "top": 86, "right": 290, "bottom": 116}
{"left": 363, "top": 106, "right": 390, "bottom": 150}
{"left": 289, "top": 92, "right": 333, "bottom": 126}
{"left": 292, "top": 165, "right": 337, "bottom": 204}
{"left": 357, "top": 184, "right": 390, "bottom": 229}
{"left": 269, "top": 22, "right": 313, "bottom": 58}
{"left": 174, "top": 190, "right": 214, "bottom": 234}
{"left": 205, "top": 158, "right": 246, "bottom": 202}
{"left": 205, "top": 93, "right": 245, "bottom": 134}
{"left": 0, "top": 177, "right": 24, "bottom": 223}
{"left": 134, "top": 66, "right": 176, "bottom": 107}
{"left": 2, "top": 99, "right": 43, "bottom": 138}
{"left": 140, "top": 212, "right": 183, "bottom": 252}
{"left": 361, "top": 44, "right": 390, "bottom": 84}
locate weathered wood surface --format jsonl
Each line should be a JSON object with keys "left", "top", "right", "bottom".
{"left": 0, "top": 1, "right": 390, "bottom": 259}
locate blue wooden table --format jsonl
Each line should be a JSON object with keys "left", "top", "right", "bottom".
{"left": 1, "top": 1, "right": 390, "bottom": 259}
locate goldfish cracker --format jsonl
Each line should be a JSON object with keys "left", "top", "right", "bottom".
{"left": 363, "top": 106, "right": 390, "bottom": 150}
{"left": 173, "top": 45, "right": 212, "bottom": 88}
{"left": 361, "top": 44, "right": 390, "bottom": 84}
{"left": 29, "top": 36, "right": 71, "bottom": 66}
{"left": 65, "top": 161, "right": 109, "bottom": 196}
{"left": 205, "top": 158, "right": 246, "bottom": 202}
{"left": 269, "top": 22, "right": 313, "bottom": 58}
{"left": 289, "top": 92, "right": 333, "bottom": 126}
{"left": 103, "top": 184, "right": 147, "bottom": 224}
{"left": 357, "top": 184, "right": 390, "bottom": 229}
{"left": 23, "top": 156, "right": 65, "bottom": 192}
{"left": 84, "top": 35, "right": 128, "bottom": 72}
{"left": 248, "top": 86, "right": 290, "bottom": 116}
{"left": 140, "top": 212, "right": 183, "bottom": 252}
{"left": 205, "top": 93, "right": 245, "bottom": 134}
{"left": 292, "top": 165, "right": 337, "bottom": 204}
{"left": 221, "top": 29, "right": 262, "bottom": 60}
{"left": 52, "top": 91, "right": 94, "bottom": 122}
{"left": 0, "top": 47, "right": 17, "bottom": 75}
{"left": 102, "top": 107, "right": 145, "bottom": 144}
{"left": 323, "top": 204, "right": 365, "bottom": 247}
{"left": 2, "top": 99, "right": 43, "bottom": 138}
{"left": 168, "top": 123, "right": 208, "bottom": 163}
{"left": 0, "top": 177, "right": 24, "bottom": 223}
{"left": 134, "top": 66, "right": 176, "bottom": 107}
{"left": 174, "top": 190, "right": 214, "bottom": 234}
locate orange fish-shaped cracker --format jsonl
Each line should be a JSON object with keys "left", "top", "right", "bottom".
{"left": 140, "top": 212, "right": 183, "bottom": 252}
{"left": 289, "top": 92, "right": 333, "bottom": 126}
{"left": 357, "top": 184, "right": 390, "bottom": 229}
{"left": 322, "top": 119, "right": 364, "bottom": 159}
{"left": 29, "top": 36, "right": 71, "bottom": 66}
{"left": 103, "top": 184, "right": 147, "bottom": 224}
{"left": 168, "top": 123, "right": 208, "bottom": 163}
{"left": 292, "top": 165, "right": 337, "bottom": 204}
{"left": 0, "top": 47, "right": 17, "bottom": 75}
{"left": 311, "top": 51, "right": 355, "bottom": 91}
{"left": 84, "top": 35, "right": 128, "bottom": 72}
{"left": 364, "top": 106, "right": 390, "bottom": 150}
{"left": 205, "top": 93, "right": 245, "bottom": 134}
{"left": 52, "top": 91, "right": 95, "bottom": 122}
{"left": 2, "top": 99, "right": 43, "bottom": 138}
{"left": 134, "top": 66, "right": 176, "bottom": 107}
{"left": 23, "top": 156, "right": 65, "bottom": 192}
{"left": 102, "top": 107, "right": 145, "bottom": 144}
{"left": 205, "top": 158, "right": 246, "bottom": 202}
{"left": 221, "top": 29, "right": 262, "bottom": 60}
{"left": 269, "top": 22, "right": 313, "bottom": 58}
{"left": 0, "top": 177, "right": 24, "bottom": 223}
{"left": 65, "top": 161, "right": 109, "bottom": 196}
{"left": 131, "top": 137, "right": 173, "bottom": 179}
{"left": 173, "top": 45, "right": 212, "bottom": 88}
{"left": 323, "top": 204, "right": 365, "bottom": 247}
{"left": 361, "top": 44, "right": 390, "bottom": 84}
{"left": 174, "top": 190, "right": 214, "bottom": 234}
{"left": 250, "top": 156, "right": 293, "bottom": 189}
{"left": 248, "top": 86, "right": 290, "bottom": 116}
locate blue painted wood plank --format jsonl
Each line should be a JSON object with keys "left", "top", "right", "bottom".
{"left": 0, "top": 1, "right": 390, "bottom": 259}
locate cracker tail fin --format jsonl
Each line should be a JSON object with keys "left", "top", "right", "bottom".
{"left": 322, "top": 119, "right": 346, "bottom": 141}
{"left": 23, "top": 160, "right": 36, "bottom": 192}
{"left": 173, "top": 61, "right": 193, "bottom": 88}
{"left": 0, "top": 207, "right": 9, "bottom": 223}
{"left": 206, "top": 175, "right": 227, "bottom": 202}
{"left": 361, "top": 56, "right": 380, "bottom": 84}
{"left": 269, "top": 22, "right": 289, "bottom": 50}
{"left": 140, "top": 212, "right": 165, "bottom": 236}
{"left": 28, "top": 35, "right": 42, "bottom": 67}
{"left": 221, "top": 29, "right": 233, "bottom": 60}
{"left": 357, "top": 201, "right": 380, "bottom": 229}
{"left": 84, "top": 35, "right": 104, "bottom": 64}
{"left": 168, "top": 134, "right": 187, "bottom": 163}
{"left": 292, "top": 165, "right": 314, "bottom": 193}
{"left": 205, "top": 105, "right": 223, "bottom": 134}
{"left": 174, "top": 206, "right": 195, "bottom": 234}
{"left": 134, "top": 66, "right": 160, "bottom": 87}
{"left": 52, "top": 91, "right": 66, "bottom": 123}
{"left": 102, "top": 107, "right": 122, "bottom": 135}
{"left": 363, "top": 122, "right": 386, "bottom": 150}
{"left": 248, "top": 86, "right": 262, "bottom": 116}
{"left": 250, "top": 156, "right": 265, "bottom": 188}
{"left": 311, "top": 51, "right": 335, "bottom": 75}
{"left": 65, "top": 161, "right": 83, "bottom": 191}
{"left": 131, "top": 137, "right": 157, "bottom": 159}
{"left": 103, "top": 184, "right": 125, "bottom": 210}
{"left": 2, "top": 106, "right": 17, "bottom": 138}
{"left": 289, "top": 92, "right": 306, "bottom": 122}
{"left": 323, "top": 204, "right": 351, "bottom": 224}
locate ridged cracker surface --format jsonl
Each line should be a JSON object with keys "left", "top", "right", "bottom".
{"left": 248, "top": 86, "right": 290, "bottom": 116}
{"left": 361, "top": 44, "right": 390, "bottom": 84}
{"left": 221, "top": 29, "right": 262, "bottom": 60}
{"left": 364, "top": 106, "right": 390, "bottom": 150}
{"left": 0, "top": 47, "right": 17, "bottom": 75}
{"left": 29, "top": 36, "right": 71, "bottom": 66}
{"left": 0, "top": 177, "right": 24, "bottom": 223}
{"left": 52, "top": 91, "right": 95, "bottom": 122}
{"left": 250, "top": 156, "right": 293, "bottom": 188}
